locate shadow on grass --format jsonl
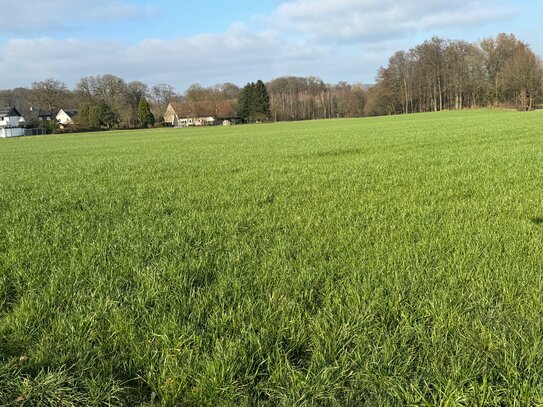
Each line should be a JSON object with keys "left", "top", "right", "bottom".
{"left": 531, "top": 217, "right": 543, "bottom": 225}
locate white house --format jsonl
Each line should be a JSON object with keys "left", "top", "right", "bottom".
{"left": 56, "top": 109, "right": 78, "bottom": 126}
{"left": 163, "top": 102, "right": 213, "bottom": 127}
{"left": 0, "top": 107, "right": 24, "bottom": 127}
{"left": 163, "top": 100, "right": 238, "bottom": 127}
{"left": 0, "top": 107, "right": 25, "bottom": 138}
{"left": 178, "top": 116, "right": 216, "bottom": 127}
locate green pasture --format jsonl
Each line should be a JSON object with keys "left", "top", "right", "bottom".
{"left": 1, "top": 110, "right": 543, "bottom": 405}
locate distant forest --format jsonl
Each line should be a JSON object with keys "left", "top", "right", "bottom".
{"left": 1, "top": 33, "right": 541, "bottom": 129}
{"left": 368, "top": 33, "right": 542, "bottom": 115}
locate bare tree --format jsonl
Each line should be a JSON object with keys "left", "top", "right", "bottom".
{"left": 92, "top": 75, "right": 127, "bottom": 108}
{"left": 0, "top": 87, "right": 32, "bottom": 110}
{"left": 480, "top": 33, "right": 520, "bottom": 106}
{"left": 266, "top": 76, "right": 367, "bottom": 121}
{"left": 371, "top": 33, "right": 543, "bottom": 115}
{"left": 123, "top": 81, "right": 149, "bottom": 127}
{"left": 151, "top": 83, "right": 176, "bottom": 107}
{"left": 31, "top": 78, "right": 68, "bottom": 113}
{"left": 185, "top": 84, "right": 209, "bottom": 102}
{"left": 76, "top": 77, "right": 95, "bottom": 101}
{"left": 75, "top": 74, "right": 127, "bottom": 126}
{"left": 213, "top": 83, "right": 240, "bottom": 100}
{"left": 500, "top": 43, "right": 543, "bottom": 110}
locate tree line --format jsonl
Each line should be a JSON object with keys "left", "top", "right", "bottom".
{"left": 0, "top": 75, "right": 368, "bottom": 128}
{"left": 0, "top": 76, "right": 174, "bottom": 130}
{"left": 1, "top": 33, "right": 541, "bottom": 130}
{"left": 367, "top": 33, "right": 543, "bottom": 115}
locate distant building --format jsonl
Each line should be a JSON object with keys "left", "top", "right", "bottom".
{"left": 21, "top": 107, "right": 56, "bottom": 124}
{"left": 164, "top": 100, "right": 239, "bottom": 127}
{"left": 0, "top": 107, "right": 25, "bottom": 138}
{"left": 56, "top": 109, "right": 78, "bottom": 126}
{"left": 0, "top": 107, "right": 24, "bottom": 127}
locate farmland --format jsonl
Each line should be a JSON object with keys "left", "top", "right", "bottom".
{"left": 1, "top": 110, "right": 543, "bottom": 405}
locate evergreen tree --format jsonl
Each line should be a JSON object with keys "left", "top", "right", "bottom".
{"left": 95, "top": 100, "right": 118, "bottom": 128}
{"left": 76, "top": 101, "right": 117, "bottom": 129}
{"left": 137, "top": 96, "right": 155, "bottom": 128}
{"left": 236, "top": 82, "right": 255, "bottom": 122}
{"left": 77, "top": 103, "right": 100, "bottom": 129}
{"left": 251, "top": 80, "right": 271, "bottom": 122}
{"left": 237, "top": 81, "right": 271, "bottom": 123}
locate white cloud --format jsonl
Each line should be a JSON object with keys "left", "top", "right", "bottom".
{"left": 0, "top": 26, "right": 299, "bottom": 90}
{"left": 0, "top": 0, "right": 155, "bottom": 31}
{"left": 0, "top": 0, "right": 529, "bottom": 90}
{"left": 0, "top": 30, "right": 389, "bottom": 90}
{"left": 270, "top": 0, "right": 516, "bottom": 42}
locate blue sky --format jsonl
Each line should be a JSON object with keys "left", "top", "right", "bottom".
{"left": 0, "top": 0, "right": 541, "bottom": 92}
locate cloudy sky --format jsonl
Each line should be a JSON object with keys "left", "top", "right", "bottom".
{"left": 0, "top": 0, "right": 541, "bottom": 92}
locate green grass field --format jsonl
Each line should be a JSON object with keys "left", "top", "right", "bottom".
{"left": 1, "top": 110, "right": 543, "bottom": 405}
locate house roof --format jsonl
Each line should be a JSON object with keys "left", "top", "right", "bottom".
{"left": 64, "top": 110, "right": 78, "bottom": 118}
{"left": 21, "top": 108, "right": 55, "bottom": 121}
{"left": 169, "top": 100, "right": 237, "bottom": 119}
{"left": 58, "top": 109, "right": 78, "bottom": 118}
{"left": 0, "top": 107, "right": 21, "bottom": 117}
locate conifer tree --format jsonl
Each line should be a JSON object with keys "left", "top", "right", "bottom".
{"left": 236, "top": 82, "right": 255, "bottom": 122}
{"left": 251, "top": 80, "right": 271, "bottom": 122}
{"left": 77, "top": 100, "right": 117, "bottom": 129}
{"left": 237, "top": 80, "right": 271, "bottom": 123}
{"left": 137, "top": 97, "right": 155, "bottom": 128}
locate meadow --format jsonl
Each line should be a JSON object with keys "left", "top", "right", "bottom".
{"left": 1, "top": 110, "right": 543, "bottom": 405}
